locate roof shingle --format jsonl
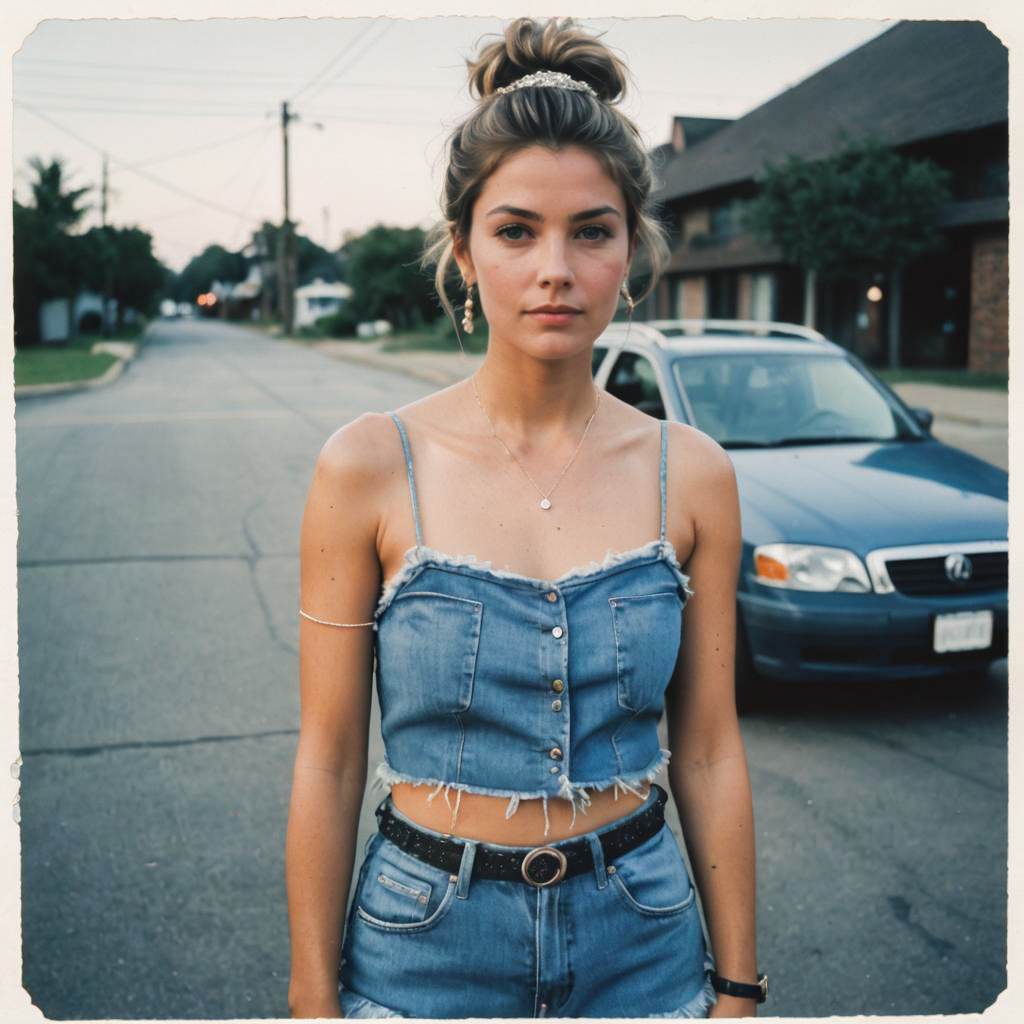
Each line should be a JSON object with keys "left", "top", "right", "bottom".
{"left": 654, "top": 21, "right": 1008, "bottom": 203}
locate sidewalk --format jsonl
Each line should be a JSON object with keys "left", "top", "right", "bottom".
{"left": 887, "top": 382, "right": 1007, "bottom": 427}
{"left": 310, "top": 339, "right": 482, "bottom": 387}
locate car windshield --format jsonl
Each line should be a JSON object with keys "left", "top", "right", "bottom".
{"left": 671, "top": 352, "right": 920, "bottom": 448}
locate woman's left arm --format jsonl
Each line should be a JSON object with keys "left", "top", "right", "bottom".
{"left": 664, "top": 427, "right": 759, "bottom": 1018}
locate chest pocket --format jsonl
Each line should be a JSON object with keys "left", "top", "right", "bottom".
{"left": 609, "top": 591, "right": 683, "bottom": 713}
{"left": 378, "top": 591, "right": 483, "bottom": 716}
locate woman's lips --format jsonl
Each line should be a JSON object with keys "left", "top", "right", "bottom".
{"left": 526, "top": 307, "right": 582, "bottom": 325}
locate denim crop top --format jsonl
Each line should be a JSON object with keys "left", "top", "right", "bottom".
{"left": 372, "top": 413, "right": 693, "bottom": 834}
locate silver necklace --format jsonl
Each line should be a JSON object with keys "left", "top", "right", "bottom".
{"left": 470, "top": 373, "right": 601, "bottom": 511}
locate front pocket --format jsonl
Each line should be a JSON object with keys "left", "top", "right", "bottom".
{"left": 609, "top": 591, "right": 683, "bottom": 713}
{"left": 357, "top": 876, "right": 457, "bottom": 933}
{"left": 355, "top": 838, "right": 458, "bottom": 933}
{"left": 609, "top": 826, "right": 696, "bottom": 918}
{"left": 376, "top": 591, "right": 483, "bottom": 718}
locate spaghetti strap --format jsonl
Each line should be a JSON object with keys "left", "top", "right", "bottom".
{"left": 658, "top": 420, "right": 668, "bottom": 543}
{"left": 389, "top": 412, "right": 423, "bottom": 548}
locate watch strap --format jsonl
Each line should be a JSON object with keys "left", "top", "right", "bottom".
{"left": 710, "top": 971, "right": 768, "bottom": 1003}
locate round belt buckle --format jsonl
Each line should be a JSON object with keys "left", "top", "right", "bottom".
{"left": 521, "top": 846, "right": 568, "bottom": 887}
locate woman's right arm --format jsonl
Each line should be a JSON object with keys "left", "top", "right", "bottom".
{"left": 286, "top": 417, "right": 388, "bottom": 1018}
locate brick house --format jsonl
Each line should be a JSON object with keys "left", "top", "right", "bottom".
{"left": 648, "top": 21, "right": 1008, "bottom": 373}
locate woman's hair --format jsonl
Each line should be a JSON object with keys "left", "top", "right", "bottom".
{"left": 423, "top": 17, "right": 669, "bottom": 326}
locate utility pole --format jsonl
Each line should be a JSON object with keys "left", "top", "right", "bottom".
{"left": 101, "top": 153, "right": 113, "bottom": 337}
{"left": 277, "top": 101, "right": 298, "bottom": 335}
{"left": 101, "top": 153, "right": 108, "bottom": 227}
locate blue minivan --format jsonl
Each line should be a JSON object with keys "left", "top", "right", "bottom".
{"left": 592, "top": 320, "right": 1008, "bottom": 690}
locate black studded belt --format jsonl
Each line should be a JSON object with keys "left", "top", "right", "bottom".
{"left": 375, "top": 784, "right": 668, "bottom": 887}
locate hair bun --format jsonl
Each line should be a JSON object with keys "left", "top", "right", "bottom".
{"left": 467, "top": 18, "right": 628, "bottom": 104}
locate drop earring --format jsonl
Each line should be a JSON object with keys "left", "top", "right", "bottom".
{"left": 462, "top": 283, "right": 476, "bottom": 335}
{"left": 620, "top": 279, "right": 635, "bottom": 317}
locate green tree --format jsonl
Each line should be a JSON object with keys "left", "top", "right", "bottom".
{"left": 342, "top": 225, "right": 436, "bottom": 328}
{"left": 13, "top": 157, "right": 92, "bottom": 345}
{"left": 80, "top": 225, "right": 167, "bottom": 328}
{"left": 172, "top": 244, "right": 247, "bottom": 304}
{"left": 742, "top": 138, "right": 952, "bottom": 365}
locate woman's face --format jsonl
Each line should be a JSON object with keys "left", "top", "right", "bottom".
{"left": 454, "top": 144, "right": 632, "bottom": 362}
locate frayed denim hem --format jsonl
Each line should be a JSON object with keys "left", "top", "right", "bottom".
{"left": 373, "top": 747, "right": 671, "bottom": 835}
{"left": 339, "top": 984, "right": 404, "bottom": 1018}
{"left": 647, "top": 973, "right": 717, "bottom": 1018}
{"left": 375, "top": 539, "right": 693, "bottom": 618}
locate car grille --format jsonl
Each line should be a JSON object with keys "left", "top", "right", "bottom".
{"left": 885, "top": 551, "right": 1007, "bottom": 596}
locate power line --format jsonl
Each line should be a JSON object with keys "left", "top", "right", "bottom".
{"left": 304, "top": 20, "right": 394, "bottom": 105}
{"left": 16, "top": 66, "right": 457, "bottom": 94}
{"left": 16, "top": 102, "right": 266, "bottom": 225}
{"left": 120, "top": 125, "right": 271, "bottom": 170}
{"left": 16, "top": 56, "right": 303, "bottom": 79}
{"left": 15, "top": 101, "right": 274, "bottom": 120}
{"left": 287, "top": 19, "right": 378, "bottom": 103}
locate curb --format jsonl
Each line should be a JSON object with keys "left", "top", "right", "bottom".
{"left": 307, "top": 340, "right": 481, "bottom": 388}
{"left": 14, "top": 341, "right": 138, "bottom": 400}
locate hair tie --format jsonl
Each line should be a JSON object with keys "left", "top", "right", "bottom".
{"left": 495, "top": 70, "right": 598, "bottom": 98}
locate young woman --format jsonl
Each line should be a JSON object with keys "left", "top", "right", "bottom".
{"left": 286, "top": 18, "right": 761, "bottom": 1019}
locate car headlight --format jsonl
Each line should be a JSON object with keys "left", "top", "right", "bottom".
{"left": 753, "top": 543, "right": 872, "bottom": 593}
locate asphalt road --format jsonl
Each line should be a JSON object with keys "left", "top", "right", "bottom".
{"left": 15, "top": 319, "right": 1007, "bottom": 1019}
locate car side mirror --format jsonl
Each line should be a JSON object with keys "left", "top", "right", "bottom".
{"left": 911, "top": 406, "right": 934, "bottom": 432}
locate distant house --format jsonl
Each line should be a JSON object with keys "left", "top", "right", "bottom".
{"left": 650, "top": 21, "right": 1008, "bottom": 372}
{"left": 39, "top": 291, "right": 118, "bottom": 342}
{"left": 294, "top": 278, "right": 353, "bottom": 329}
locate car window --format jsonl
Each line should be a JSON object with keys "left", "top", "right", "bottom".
{"left": 604, "top": 351, "right": 666, "bottom": 419}
{"left": 591, "top": 345, "right": 608, "bottom": 376}
{"left": 672, "top": 353, "right": 915, "bottom": 446}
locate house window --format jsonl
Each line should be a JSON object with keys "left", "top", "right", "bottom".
{"left": 709, "top": 201, "right": 741, "bottom": 240}
{"left": 706, "top": 271, "right": 738, "bottom": 319}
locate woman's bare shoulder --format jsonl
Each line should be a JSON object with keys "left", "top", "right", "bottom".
{"left": 314, "top": 411, "right": 404, "bottom": 491}
{"left": 665, "top": 419, "right": 734, "bottom": 489}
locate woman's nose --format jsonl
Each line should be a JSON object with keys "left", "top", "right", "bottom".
{"left": 536, "top": 238, "right": 574, "bottom": 289}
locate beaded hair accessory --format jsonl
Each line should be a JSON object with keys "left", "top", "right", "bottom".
{"left": 495, "top": 70, "right": 598, "bottom": 98}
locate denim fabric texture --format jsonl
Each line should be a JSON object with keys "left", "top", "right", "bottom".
{"left": 372, "top": 413, "right": 694, "bottom": 833}
{"left": 339, "top": 788, "right": 716, "bottom": 1018}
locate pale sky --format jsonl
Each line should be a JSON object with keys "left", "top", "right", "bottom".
{"left": 12, "top": 16, "right": 897, "bottom": 272}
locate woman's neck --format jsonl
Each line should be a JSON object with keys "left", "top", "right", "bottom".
{"left": 471, "top": 346, "right": 598, "bottom": 446}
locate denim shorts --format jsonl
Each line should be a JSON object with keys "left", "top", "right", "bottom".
{"left": 339, "top": 787, "right": 716, "bottom": 1018}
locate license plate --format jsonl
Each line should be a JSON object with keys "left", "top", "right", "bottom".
{"left": 933, "top": 611, "right": 993, "bottom": 653}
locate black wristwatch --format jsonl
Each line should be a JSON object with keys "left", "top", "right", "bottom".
{"left": 710, "top": 971, "right": 768, "bottom": 1004}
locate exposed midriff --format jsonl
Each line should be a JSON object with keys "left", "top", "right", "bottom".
{"left": 390, "top": 781, "right": 653, "bottom": 845}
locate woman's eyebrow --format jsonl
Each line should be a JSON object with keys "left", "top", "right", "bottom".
{"left": 485, "top": 204, "right": 622, "bottom": 221}
{"left": 569, "top": 206, "right": 622, "bottom": 222}
{"left": 486, "top": 205, "right": 541, "bottom": 220}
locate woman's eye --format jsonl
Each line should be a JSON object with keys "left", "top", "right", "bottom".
{"left": 497, "top": 224, "right": 530, "bottom": 241}
{"left": 578, "top": 224, "right": 612, "bottom": 241}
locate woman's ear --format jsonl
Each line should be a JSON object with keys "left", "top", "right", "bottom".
{"left": 452, "top": 233, "right": 475, "bottom": 288}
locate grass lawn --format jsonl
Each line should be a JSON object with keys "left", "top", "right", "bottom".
{"left": 875, "top": 368, "right": 1007, "bottom": 391}
{"left": 14, "top": 326, "right": 143, "bottom": 388}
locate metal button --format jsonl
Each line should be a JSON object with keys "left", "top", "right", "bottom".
{"left": 549, "top": 747, "right": 563, "bottom": 760}
{"left": 607, "top": 865, "right": 617, "bottom": 875}
{"left": 546, "top": 591, "right": 558, "bottom": 602}
{"left": 551, "top": 626, "right": 564, "bottom": 639}
{"left": 551, "top": 699, "right": 562, "bottom": 712}
{"left": 552, "top": 679, "right": 564, "bottom": 693}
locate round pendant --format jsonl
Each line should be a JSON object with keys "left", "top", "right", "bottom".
{"left": 539, "top": 498, "right": 552, "bottom": 510}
